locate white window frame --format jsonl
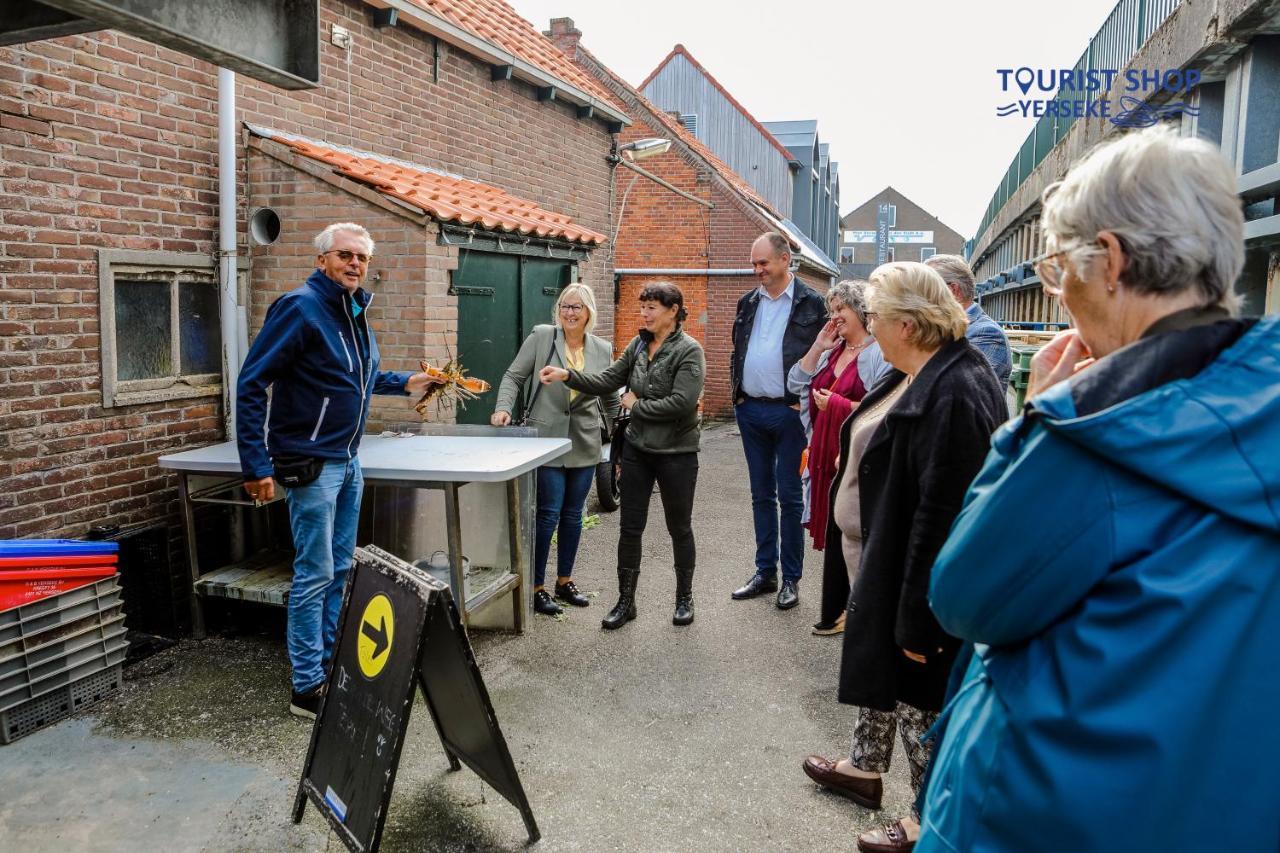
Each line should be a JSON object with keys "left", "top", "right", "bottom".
{"left": 98, "top": 249, "right": 227, "bottom": 408}
{"left": 887, "top": 204, "right": 897, "bottom": 227}
{"left": 920, "top": 246, "right": 936, "bottom": 261}
{"left": 885, "top": 246, "right": 896, "bottom": 262}
{"left": 839, "top": 246, "right": 855, "bottom": 263}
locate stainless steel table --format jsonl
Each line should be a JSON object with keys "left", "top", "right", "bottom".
{"left": 158, "top": 430, "right": 570, "bottom": 637}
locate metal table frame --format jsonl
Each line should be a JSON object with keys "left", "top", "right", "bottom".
{"left": 162, "top": 426, "right": 568, "bottom": 639}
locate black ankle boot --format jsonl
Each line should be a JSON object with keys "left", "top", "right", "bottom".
{"left": 673, "top": 566, "right": 694, "bottom": 626}
{"left": 601, "top": 568, "right": 639, "bottom": 630}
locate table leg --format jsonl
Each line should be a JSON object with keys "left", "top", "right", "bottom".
{"left": 178, "top": 473, "right": 207, "bottom": 639}
{"left": 443, "top": 482, "right": 467, "bottom": 626}
{"left": 506, "top": 477, "right": 525, "bottom": 634}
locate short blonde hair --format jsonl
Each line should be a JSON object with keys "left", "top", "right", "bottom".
{"left": 554, "top": 283, "right": 597, "bottom": 333}
{"left": 867, "top": 262, "right": 968, "bottom": 350}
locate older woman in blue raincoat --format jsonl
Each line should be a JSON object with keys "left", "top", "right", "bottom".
{"left": 911, "top": 126, "right": 1280, "bottom": 853}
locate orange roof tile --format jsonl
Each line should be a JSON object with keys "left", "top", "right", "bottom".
{"left": 639, "top": 45, "right": 796, "bottom": 164}
{"left": 401, "top": 0, "right": 622, "bottom": 109}
{"left": 259, "top": 129, "right": 605, "bottom": 245}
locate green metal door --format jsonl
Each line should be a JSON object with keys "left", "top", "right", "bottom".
{"left": 519, "top": 257, "right": 572, "bottom": 339}
{"left": 452, "top": 250, "right": 572, "bottom": 425}
{"left": 453, "top": 251, "right": 519, "bottom": 424}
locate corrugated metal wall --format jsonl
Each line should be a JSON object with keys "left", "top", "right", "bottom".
{"left": 642, "top": 53, "right": 794, "bottom": 218}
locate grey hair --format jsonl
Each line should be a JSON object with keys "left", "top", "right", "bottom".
{"left": 314, "top": 222, "right": 375, "bottom": 256}
{"left": 553, "top": 283, "right": 597, "bottom": 334}
{"left": 826, "top": 279, "right": 870, "bottom": 327}
{"left": 925, "top": 254, "right": 976, "bottom": 303}
{"left": 1040, "top": 125, "right": 1243, "bottom": 314}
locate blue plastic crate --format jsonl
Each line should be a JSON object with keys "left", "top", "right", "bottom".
{"left": 0, "top": 540, "right": 119, "bottom": 559}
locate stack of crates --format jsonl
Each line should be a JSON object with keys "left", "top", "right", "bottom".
{"left": 1008, "top": 345, "right": 1042, "bottom": 410}
{"left": 0, "top": 541, "right": 128, "bottom": 744}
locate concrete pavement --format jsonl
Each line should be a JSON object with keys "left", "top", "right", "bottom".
{"left": 0, "top": 423, "right": 917, "bottom": 852}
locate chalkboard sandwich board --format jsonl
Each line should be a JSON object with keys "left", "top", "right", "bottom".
{"left": 293, "top": 545, "right": 539, "bottom": 851}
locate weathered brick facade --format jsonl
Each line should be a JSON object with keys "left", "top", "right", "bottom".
{"left": 0, "top": 0, "right": 615, "bottom": 540}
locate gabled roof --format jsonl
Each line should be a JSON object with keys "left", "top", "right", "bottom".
{"left": 576, "top": 45, "right": 776, "bottom": 217}
{"left": 840, "top": 185, "right": 965, "bottom": 245}
{"left": 761, "top": 120, "right": 818, "bottom": 164}
{"left": 250, "top": 125, "right": 605, "bottom": 246}
{"left": 378, "top": 0, "right": 628, "bottom": 124}
{"left": 574, "top": 45, "right": 838, "bottom": 277}
{"left": 639, "top": 44, "right": 795, "bottom": 164}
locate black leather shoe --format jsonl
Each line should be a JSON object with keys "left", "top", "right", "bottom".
{"left": 289, "top": 684, "right": 326, "bottom": 720}
{"left": 731, "top": 573, "right": 778, "bottom": 600}
{"left": 555, "top": 580, "right": 590, "bottom": 607}
{"left": 776, "top": 580, "right": 799, "bottom": 610}
{"left": 533, "top": 589, "right": 563, "bottom": 616}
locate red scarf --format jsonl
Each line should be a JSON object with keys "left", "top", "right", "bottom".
{"left": 804, "top": 343, "right": 868, "bottom": 551}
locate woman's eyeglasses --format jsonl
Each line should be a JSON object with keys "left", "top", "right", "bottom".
{"left": 559, "top": 303, "right": 586, "bottom": 314}
{"left": 325, "top": 249, "right": 371, "bottom": 264}
{"left": 1031, "top": 248, "right": 1072, "bottom": 296}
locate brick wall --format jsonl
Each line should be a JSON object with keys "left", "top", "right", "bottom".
{"left": 246, "top": 139, "right": 457, "bottom": 431}
{"left": 0, "top": 0, "right": 615, "bottom": 539}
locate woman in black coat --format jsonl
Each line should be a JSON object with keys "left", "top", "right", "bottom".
{"left": 800, "top": 262, "right": 1006, "bottom": 853}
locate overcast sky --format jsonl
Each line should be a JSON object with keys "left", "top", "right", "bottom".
{"left": 510, "top": 0, "right": 1121, "bottom": 238}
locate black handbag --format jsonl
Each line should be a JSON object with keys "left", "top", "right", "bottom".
{"left": 271, "top": 454, "right": 325, "bottom": 488}
{"left": 595, "top": 398, "right": 612, "bottom": 445}
{"left": 607, "top": 410, "right": 631, "bottom": 466}
{"left": 517, "top": 328, "right": 559, "bottom": 427}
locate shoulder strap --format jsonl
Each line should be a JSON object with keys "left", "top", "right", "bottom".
{"left": 521, "top": 327, "right": 559, "bottom": 419}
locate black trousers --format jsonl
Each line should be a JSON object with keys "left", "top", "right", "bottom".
{"left": 617, "top": 444, "right": 698, "bottom": 571}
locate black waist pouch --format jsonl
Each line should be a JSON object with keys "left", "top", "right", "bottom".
{"left": 271, "top": 454, "right": 325, "bottom": 488}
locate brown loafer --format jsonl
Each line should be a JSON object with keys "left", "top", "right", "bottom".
{"left": 857, "top": 820, "right": 916, "bottom": 852}
{"left": 801, "top": 755, "right": 882, "bottom": 809}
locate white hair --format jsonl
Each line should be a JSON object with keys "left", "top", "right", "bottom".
{"left": 925, "top": 254, "right": 976, "bottom": 303}
{"left": 1040, "top": 125, "right": 1243, "bottom": 314}
{"left": 314, "top": 222, "right": 375, "bottom": 256}
{"left": 554, "top": 283, "right": 597, "bottom": 333}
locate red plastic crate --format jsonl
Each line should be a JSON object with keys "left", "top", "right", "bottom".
{"left": 0, "top": 566, "right": 119, "bottom": 612}
{"left": 0, "top": 555, "right": 119, "bottom": 569}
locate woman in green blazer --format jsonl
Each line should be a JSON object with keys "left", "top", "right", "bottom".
{"left": 492, "top": 284, "right": 620, "bottom": 617}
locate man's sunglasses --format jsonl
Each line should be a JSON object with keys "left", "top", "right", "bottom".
{"left": 324, "top": 249, "right": 371, "bottom": 264}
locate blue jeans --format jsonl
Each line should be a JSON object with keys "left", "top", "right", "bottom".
{"left": 735, "top": 399, "right": 807, "bottom": 582}
{"left": 284, "top": 458, "right": 363, "bottom": 693}
{"left": 534, "top": 465, "right": 595, "bottom": 588}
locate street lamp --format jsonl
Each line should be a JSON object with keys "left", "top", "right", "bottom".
{"left": 618, "top": 137, "right": 672, "bottom": 161}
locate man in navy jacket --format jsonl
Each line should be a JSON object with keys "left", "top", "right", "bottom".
{"left": 236, "top": 222, "right": 437, "bottom": 719}
{"left": 729, "top": 232, "right": 826, "bottom": 610}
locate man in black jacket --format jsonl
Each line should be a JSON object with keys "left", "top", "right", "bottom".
{"left": 729, "top": 232, "right": 826, "bottom": 609}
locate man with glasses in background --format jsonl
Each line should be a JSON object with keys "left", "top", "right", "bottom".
{"left": 236, "top": 222, "right": 440, "bottom": 719}
{"left": 925, "top": 254, "right": 1012, "bottom": 387}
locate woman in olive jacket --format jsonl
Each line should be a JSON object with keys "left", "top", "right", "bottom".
{"left": 540, "top": 282, "right": 705, "bottom": 630}
{"left": 800, "top": 263, "right": 1005, "bottom": 853}
{"left": 492, "top": 284, "right": 620, "bottom": 617}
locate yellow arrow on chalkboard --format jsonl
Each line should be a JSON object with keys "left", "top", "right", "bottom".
{"left": 357, "top": 594, "right": 395, "bottom": 679}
